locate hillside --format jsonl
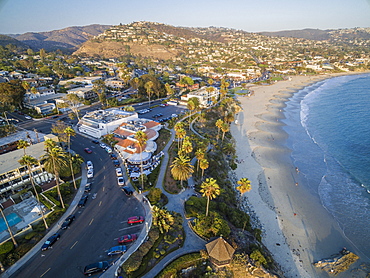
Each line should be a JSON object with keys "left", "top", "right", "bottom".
{"left": 8, "top": 24, "right": 111, "bottom": 52}
{"left": 0, "top": 34, "right": 27, "bottom": 49}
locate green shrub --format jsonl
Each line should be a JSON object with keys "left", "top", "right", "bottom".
{"left": 147, "top": 187, "right": 162, "bottom": 205}
{"left": 157, "top": 253, "right": 202, "bottom": 278}
{"left": 24, "top": 231, "right": 37, "bottom": 240}
{"left": 0, "top": 241, "right": 14, "bottom": 255}
{"left": 250, "top": 249, "right": 267, "bottom": 267}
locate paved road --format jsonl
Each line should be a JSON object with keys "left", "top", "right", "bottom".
{"left": 4, "top": 135, "right": 145, "bottom": 278}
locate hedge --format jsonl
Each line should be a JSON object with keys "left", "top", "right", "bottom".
{"left": 156, "top": 252, "right": 202, "bottom": 278}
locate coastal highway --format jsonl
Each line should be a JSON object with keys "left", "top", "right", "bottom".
{"left": 10, "top": 135, "right": 145, "bottom": 277}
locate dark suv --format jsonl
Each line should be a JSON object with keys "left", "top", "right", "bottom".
{"left": 41, "top": 233, "right": 60, "bottom": 251}
{"left": 61, "top": 215, "right": 75, "bottom": 229}
{"left": 84, "top": 261, "right": 109, "bottom": 276}
{"left": 78, "top": 195, "right": 88, "bottom": 207}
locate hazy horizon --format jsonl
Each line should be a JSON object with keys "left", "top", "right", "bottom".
{"left": 0, "top": 0, "right": 369, "bottom": 35}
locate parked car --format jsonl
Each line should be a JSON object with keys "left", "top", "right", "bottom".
{"left": 85, "top": 183, "right": 91, "bottom": 192}
{"left": 110, "top": 153, "right": 117, "bottom": 160}
{"left": 84, "top": 261, "right": 109, "bottom": 276}
{"left": 84, "top": 148, "right": 92, "bottom": 154}
{"left": 121, "top": 186, "right": 133, "bottom": 196}
{"left": 112, "top": 160, "right": 120, "bottom": 167}
{"left": 24, "top": 115, "right": 32, "bottom": 120}
{"left": 105, "top": 147, "right": 112, "bottom": 153}
{"left": 100, "top": 143, "right": 107, "bottom": 149}
{"left": 118, "top": 234, "right": 137, "bottom": 244}
{"left": 127, "top": 216, "right": 144, "bottom": 225}
{"left": 116, "top": 168, "right": 123, "bottom": 177}
{"left": 107, "top": 245, "right": 127, "bottom": 256}
{"left": 78, "top": 195, "right": 88, "bottom": 207}
{"left": 61, "top": 215, "right": 75, "bottom": 230}
{"left": 91, "top": 139, "right": 99, "bottom": 144}
{"left": 87, "top": 169, "right": 93, "bottom": 178}
{"left": 86, "top": 161, "right": 93, "bottom": 170}
{"left": 117, "top": 177, "right": 125, "bottom": 186}
{"left": 41, "top": 233, "right": 60, "bottom": 251}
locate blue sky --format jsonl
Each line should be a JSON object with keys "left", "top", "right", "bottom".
{"left": 0, "top": 0, "right": 369, "bottom": 34}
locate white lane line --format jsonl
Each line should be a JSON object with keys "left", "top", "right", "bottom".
{"left": 40, "top": 268, "right": 51, "bottom": 277}
{"left": 99, "top": 201, "right": 102, "bottom": 206}
{"left": 70, "top": 241, "right": 78, "bottom": 249}
{"left": 89, "top": 218, "right": 94, "bottom": 226}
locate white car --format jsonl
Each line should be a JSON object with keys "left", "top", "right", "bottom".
{"left": 117, "top": 177, "right": 125, "bottom": 186}
{"left": 86, "top": 161, "right": 93, "bottom": 170}
{"left": 24, "top": 115, "right": 32, "bottom": 120}
{"left": 116, "top": 168, "right": 123, "bottom": 177}
{"left": 87, "top": 169, "right": 94, "bottom": 178}
{"left": 105, "top": 147, "right": 112, "bottom": 154}
{"left": 100, "top": 143, "right": 107, "bottom": 149}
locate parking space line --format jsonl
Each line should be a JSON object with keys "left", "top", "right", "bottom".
{"left": 119, "top": 226, "right": 139, "bottom": 231}
{"left": 89, "top": 218, "right": 94, "bottom": 226}
{"left": 99, "top": 201, "right": 102, "bottom": 206}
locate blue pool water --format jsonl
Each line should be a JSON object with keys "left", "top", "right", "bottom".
{"left": 0, "top": 212, "right": 22, "bottom": 233}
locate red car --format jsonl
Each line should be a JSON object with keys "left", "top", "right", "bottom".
{"left": 118, "top": 234, "right": 137, "bottom": 244}
{"left": 84, "top": 148, "right": 92, "bottom": 154}
{"left": 127, "top": 216, "right": 144, "bottom": 225}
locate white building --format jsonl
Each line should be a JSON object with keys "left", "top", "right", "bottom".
{"left": 77, "top": 108, "right": 138, "bottom": 138}
{"left": 181, "top": 86, "right": 220, "bottom": 107}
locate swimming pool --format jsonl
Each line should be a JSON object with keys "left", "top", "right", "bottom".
{"left": 0, "top": 212, "right": 22, "bottom": 233}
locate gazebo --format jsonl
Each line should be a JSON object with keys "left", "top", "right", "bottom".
{"left": 205, "top": 237, "right": 235, "bottom": 266}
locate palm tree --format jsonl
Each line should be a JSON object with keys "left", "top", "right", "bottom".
{"left": 174, "top": 122, "right": 185, "bottom": 133}
{"left": 44, "top": 138, "right": 57, "bottom": 153}
{"left": 181, "top": 136, "right": 193, "bottom": 155}
{"left": 0, "top": 208, "right": 17, "bottom": 247}
{"left": 199, "top": 158, "right": 209, "bottom": 178}
{"left": 17, "top": 139, "right": 29, "bottom": 155}
{"left": 170, "top": 155, "right": 194, "bottom": 187}
{"left": 176, "top": 128, "right": 186, "bottom": 150}
{"left": 187, "top": 99, "right": 196, "bottom": 128}
{"left": 18, "top": 155, "right": 48, "bottom": 229}
{"left": 151, "top": 206, "right": 174, "bottom": 234}
{"left": 42, "top": 146, "right": 68, "bottom": 209}
{"left": 195, "top": 149, "right": 205, "bottom": 171}
{"left": 236, "top": 178, "right": 252, "bottom": 195}
{"left": 215, "top": 119, "right": 223, "bottom": 140}
{"left": 64, "top": 127, "right": 77, "bottom": 190}
{"left": 134, "top": 130, "right": 148, "bottom": 190}
{"left": 144, "top": 81, "right": 154, "bottom": 108}
{"left": 200, "top": 178, "right": 220, "bottom": 216}
{"left": 221, "top": 122, "right": 230, "bottom": 142}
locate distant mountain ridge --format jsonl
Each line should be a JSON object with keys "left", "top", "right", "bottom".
{"left": 6, "top": 24, "right": 111, "bottom": 52}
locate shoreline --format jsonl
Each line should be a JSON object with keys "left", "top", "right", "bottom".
{"left": 230, "top": 73, "right": 367, "bottom": 278}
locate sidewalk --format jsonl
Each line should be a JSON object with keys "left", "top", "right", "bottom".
{"left": 1, "top": 167, "right": 88, "bottom": 278}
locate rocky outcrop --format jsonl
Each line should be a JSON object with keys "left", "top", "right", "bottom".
{"left": 313, "top": 248, "right": 359, "bottom": 276}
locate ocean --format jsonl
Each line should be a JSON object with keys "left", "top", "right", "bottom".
{"left": 282, "top": 73, "right": 370, "bottom": 260}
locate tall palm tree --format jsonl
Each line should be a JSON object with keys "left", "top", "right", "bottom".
{"left": 236, "top": 178, "right": 252, "bottom": 195}
{"left": 42, "top": 146, "right": 68, "bottom": 209}
{"left": 174, "top": 122, "right": 185, "bottom": 133}
{"left": 17, "top": 139, "right": 29, "bottom": 155}
{"left": 44, "top": 138, "right": 57, "bottom": 153}
{"left": 0, "top": 208, "right": 17, "bottom": 247}
{"left": 134, "top": 130, "right": 148, "bottom": 190}
{"left": 151, "top": 206, "right": 174, "bottom": 234}
{"left": 200, "top": 178, "right": 220, "bottom": 217}
{"left": 221, "top": 122, "right": 230, "bottom": 142}
{"left": 195, "top": 149, "right": 205, "bottom": 171}
{"left": 18, "top": 155, "right": 48, "bottom": 229}
{"left": 215, "top": 119, "right": 223, "bottom": 140}
{"left": 187, "top": 99, "right": 196, "bottom": 129}
{"left": 170, "top": 155, "right": 194, "bottom": 187}
{"left": 144, "top": 81, "right": 154, "bottom": 108}
{"left": 199, "top": 158, "right": 209, "bottom": 178}
{"left": 176, "top": 128, "right": 186, "bottom": 150}
{"left": 181, "top": 136, "right": 193, "bottom": 155}
{"left": 64, "top": 127, "right": 77, "bottom": 190}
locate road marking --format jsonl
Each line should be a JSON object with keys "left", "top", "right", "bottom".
{"left": 103, "top": 187, "right": 105, "bottom": 191}
{"left": 99, "top": 201, "right": 102, "bottom": 206}
{"left": 70, "top": 241, "right": 78, "bottom": 249}
{"left": 40, "top": 268, "right": 51, "bottom": 277}
{"left": 89, "top": 218, "right": 94, "bottom": 225}
{"left": 119, "top": 226, "right": 138, "bottom": 231}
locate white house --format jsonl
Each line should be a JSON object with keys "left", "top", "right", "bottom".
{"left": 181, "top": 86, "right": 220, "bottom": 108}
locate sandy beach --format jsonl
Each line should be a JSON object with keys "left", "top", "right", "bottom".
{"left": 230, "top": 74, "right": 363, "bottom": 278}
